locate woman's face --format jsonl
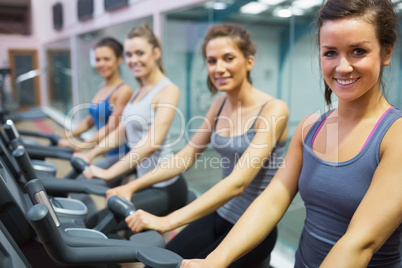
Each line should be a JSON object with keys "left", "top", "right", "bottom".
{"left": 320, "top": 17, "right": 392, "bottom": 103}
{"left": 124, "top": 37, "right": 160, "bottom": 79}
{"left": 205, "top": 37, "right": 253, "bottom": 93}
{"left": 94, "top": 46, "right": 121, "bottom": 79}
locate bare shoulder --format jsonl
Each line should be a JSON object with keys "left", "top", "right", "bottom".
{"left": 380, "top": 117, "right": 402, "bottom": 156}
{"left": 260, "top": 98, "right": 289, "bottom": 117}
{"left": 119, "top": 84, "right": 134, "bottom": 98}
{"left": 111, "top": 84, "right": 132, "bottom": 103}
{"left": 155, "top": 83, "right": 180, "bottom": 104}
{"left": 210, "top": 95, "right": 226, "bottom": 113}
{"left": 158, "top": 83, "right": 180, "bottom": 95}
{"left": 298, "top": 113, "right": 322, "bottom": 141}
{"left": 119, "top": 84, "right": 133, "bottom": 94}
{"left": 255, "top": 99, "right": 288, "bottom": 130}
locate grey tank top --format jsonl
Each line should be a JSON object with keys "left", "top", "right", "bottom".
{"left": 122, "top": 78, "right": 178, "bottom": 188}
{"left": 296, "top": 107, "right": 402, "bottom": 268}
{"left": 212, "top": 98, "right": 286, "bottom": 224}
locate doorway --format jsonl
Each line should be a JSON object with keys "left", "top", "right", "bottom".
{"left": 8, "top": 49, "right": 41, "bottom": 110}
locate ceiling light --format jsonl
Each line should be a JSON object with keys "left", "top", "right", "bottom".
{"left": 213, "top": 2, "right": 227, "bottom": 10}
{"left": 240, "top": 2, "right": 268, "bottom": 14}
{"left": 275, "top": 7, "right": 292, "bottom": 18}
{"left": 292, "top": 0, "right": 322, "bottom": 9}
{"left": 205, "top": 0, "right": 233, "bottom": 10}
{"left": 258, "top": 0, "right": 285, "bottom": 5}
{"left": 291, "top": 6, "right": 305, "bottom": 16}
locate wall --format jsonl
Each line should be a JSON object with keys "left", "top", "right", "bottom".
{"left": 0, "top": 0, "right": 207, "bottom": 113}
{"left": 0, "top": 36, "right": 40, "bottom": 68}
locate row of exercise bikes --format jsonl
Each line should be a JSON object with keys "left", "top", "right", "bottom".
{"left": 0, "top": 110, "right": 185, "bottom": 268}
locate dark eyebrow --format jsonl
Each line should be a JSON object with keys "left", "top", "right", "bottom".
{"left": 223, "top": 51, "right": 236, "bottom": 56}
{"left": 207, "top": 52, "right": 235, "bottom": 58}
{"left": 321, "top": 45, "right": 336, "bottom": 50}
{"left": 321, "top": 41, "right": 370, "bottom": 50}
{"left": 350, "top": 41, "right": 370, "bottom": 47}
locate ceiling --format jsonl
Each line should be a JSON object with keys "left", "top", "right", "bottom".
{"left": 166, "top": 0, "right": 321, "bottom": 27}
{"left": 167, "top": 0, "right": 402, "bottom": 27}
{"left": 0, "top": 0, "right": 30, "bottom": 7}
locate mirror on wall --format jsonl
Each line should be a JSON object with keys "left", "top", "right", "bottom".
{"left": 164, "top": 0, "right": 316, "bottom": 128}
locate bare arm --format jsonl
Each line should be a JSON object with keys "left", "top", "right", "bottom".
{"left": 104, "top": 94, "right": 222, "bottom": 200}
{"left": 58, "top": 115, "right": 94, "bottom": 148}
{"left": 86, "top": 84, "right": 180, "bottom": 180}
{"left": 81, "top": 84, "right": 132, "bottom": 148}
{"left": 79, "top": 121, "right": 126, "bottom": 162}
{"left": 68, "top": 115, "right": 94, "bottom": 137}
{"left": 126, "top": 100, "right": 290, "bottom": 234}
{"left": 320, "top": 118, "right": 402, "bottom": 267}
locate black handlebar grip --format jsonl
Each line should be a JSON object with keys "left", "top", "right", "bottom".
{"left": 0, "top": 109, "right": 6, "bottom": 124}
{"left": 48, "top": 133, "right": 61, "bottom": 145}
{"left": 107, "top": 195, "right": 136, "bottom": 218}
{"left": 70, "top": 157, "right": 89, "bottom": 173}
{"left": 4, "top": 119, "right": 20, "bottom": 139}
{"left": 25, "top": 179, "right": 60, "bottom": 227}
{"left": 136, "top": 247, "right": 183, "bottom": 268}
{"left": 12, "top": 145, "right": 37, "bottom": 181}
{"left": 25, "top": 178, "right": 46, "bottom": 202}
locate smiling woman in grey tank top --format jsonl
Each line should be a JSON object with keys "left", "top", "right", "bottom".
{"left": 212, "top": 97, "right": 287, "bottom": 225}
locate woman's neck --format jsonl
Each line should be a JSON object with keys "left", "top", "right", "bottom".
{"left": 225, "top": 81, "right": 255, "bottom": 109}
{"left": 140, "top": 68, "right": 165, "bottom": 88}
{"left": 337, "top": 87, "right": 390, "bottom": 121}
{"left": 104, "top": 72, "right": 122, "bottom": 87}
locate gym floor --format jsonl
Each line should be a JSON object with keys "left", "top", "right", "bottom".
{"left": 16, "top": 116, "right": 305, "bottom": 268}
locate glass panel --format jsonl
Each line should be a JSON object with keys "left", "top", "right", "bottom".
{"left": 164, "top": 1, "right": 293, "bottom": 134}
{"left": 14, "top": 55, "right": 35, "bottom": 106}
{"left": 386, "top": 22, "right": 402, "bottom": 109}
{"left": 45, "top": 38, "right": 73, "bottom": 115}
{"left": 286, "top": 2, "right": 322, "bottom": 133}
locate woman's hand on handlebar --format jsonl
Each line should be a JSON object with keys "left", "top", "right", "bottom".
{"left": 83, "top": 165, "right": 105, "bottom": 179}
{"left": 58, "top": 137, "right": 83, "bottom": 151}
{"left": 106, "top": 185, "right": 133, "bottom": 201}
{"left": 180, "top": 259, "right": 216, "bottom": 268}
{"left": 73, "top": 152, "right": 92, "bottom": 164}
{"left": 58, "top": 137, "right": 73, "bottom": 148}
{"left": 125, "top": 209, "right": 170, "bottom": 234}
